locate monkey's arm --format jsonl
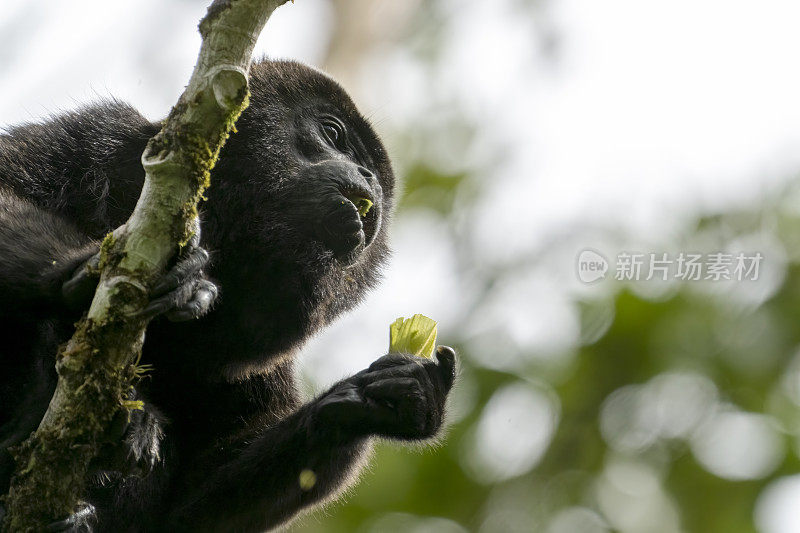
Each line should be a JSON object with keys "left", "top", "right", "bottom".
{"left": 0, "top": 188, "right": 98, "bottom": 318}
{"left": 168, "top": 348, "right": 456, "bottom": 532}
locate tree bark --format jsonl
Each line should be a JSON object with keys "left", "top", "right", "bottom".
{"left": 3, "top": 1, "right": 288, "bottom": 530}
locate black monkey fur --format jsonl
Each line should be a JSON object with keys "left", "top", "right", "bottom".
{"left": 0, "top": 60, "right": 456, "bottom": 532}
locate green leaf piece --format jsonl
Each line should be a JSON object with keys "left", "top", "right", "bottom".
{"left": 389, "top": 314, "right": 438, "bottom": 359}
{"left": 354, "top": 197, "right": 373, "bottom": 217}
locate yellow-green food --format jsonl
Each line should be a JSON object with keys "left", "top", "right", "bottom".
{"left": 354, "top": 197, "right": 373, "bottom": 217}
{"left": 389, "top": 314, "right": 438, "bottom": 359}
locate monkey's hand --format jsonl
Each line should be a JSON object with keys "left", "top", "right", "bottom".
{"left": 140, "top": 243, "right": 218, "bottom": 322}
{"left": 61, "top": 241, "right": 218, "bottom": 322}
{"left": 314, "top": 346, "right": 457, "bottom": 441}
{"left": 59, "top": 247, "right": 102, "bottom": 313}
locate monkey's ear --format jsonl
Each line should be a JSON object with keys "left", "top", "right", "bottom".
{"left": 434, "top": 345, "right": 457, "bottom": 392}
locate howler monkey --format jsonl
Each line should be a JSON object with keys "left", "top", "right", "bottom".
{"left": 0, "top": 60, "right": 456, "bottom": 532}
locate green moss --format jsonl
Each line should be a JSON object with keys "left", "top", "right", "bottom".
{"left": 97, "top": 232, "right": 117, "bottom": 272}
{"left": 3, "top": 314, "right": 142, "bottom": 531}
{"left": 120, "top": 399, "right": 144, "bottom": 412}
{"left": 133, "top": 363, "right": 153, "bottom": 379}
{"left": 178, "top": 88, "right": 250, "bottom": 247}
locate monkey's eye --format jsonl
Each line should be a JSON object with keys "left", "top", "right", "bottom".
{"left": 320, "top": 117, "right": 346, "bottom": 149}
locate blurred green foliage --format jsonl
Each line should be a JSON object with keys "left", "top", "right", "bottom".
{"left": 291, "top": 1, "right": 800, "bottom": 530}
{"left": 397, "top": 162, "right": 472, "bottom": 216}
{"left": 288, "top": 160, "right": 800, "bottom": 532}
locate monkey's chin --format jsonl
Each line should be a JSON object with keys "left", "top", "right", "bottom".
{"left": 334, "top": 241, "right": 367, "bottom": 267}
{"left": 319, "top": 223, "right": 368, "bottom": 265}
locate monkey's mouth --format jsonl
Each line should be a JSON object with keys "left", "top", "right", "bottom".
{"left": 341, "top": 188, "right": 380, "bottom": 248}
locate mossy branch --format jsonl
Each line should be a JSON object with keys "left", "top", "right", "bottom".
{"left": 2, "top": 0, "right": 289, "bottom": 530}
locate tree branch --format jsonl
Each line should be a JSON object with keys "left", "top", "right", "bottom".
{"left": 3, "top": 1, "right": 288, "bottom": 529}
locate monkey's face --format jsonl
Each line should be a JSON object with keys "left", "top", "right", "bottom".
{"left": 278, "top": 111, "right": 387, "bottom": 265}
{"left": 205, "top": 61, "right": 394, "bottom": 298}
{"left": 189, "top": 60, "right": 397, "bottom": 359}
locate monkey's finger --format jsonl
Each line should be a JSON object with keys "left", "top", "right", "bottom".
{"left": 139, "top": 282, "right": 194, "bottom": 319}
{"left": 434, "top": 346, "right": 457, "bottom": 393}
{"left": 45, "top": 503, "right": 96, "bottom": 532}
{"left": 363, "top": 378, "right": 436, "bottom": 437}
{"left": 355, "top": 363, "right": 426, "bottom": 388}
{"left": 62, "top": 268, "right": 90, "bottom": 295}
{"left": 82, "top": 252, "right": 101, "bottom": 273}
{"left": 166, "top": 280, "right": 218, "bottom": 322}
{"left": 367, "top": 353, "right": 418, "bottom": 372}
{"left": 315, "top": 383, "right": 374, "bottom": 429}
{"left": 62, "top": 269, "right": 93, "bottom": 298}
{"left": 364, "top": 377, "right": 420, "bottom": 407}
{"left": 61, "top": 253, "right": 101, "bottom": 310}
{"left": 151, "top": 247, "right": 209, "bottom": 296}
{"left": 62, "top": 251, "right": 100, "bottom": 287}
{"left": 185, "top": 216, "right": 202, "bottom": 250}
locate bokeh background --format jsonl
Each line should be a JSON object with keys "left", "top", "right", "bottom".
{"left": 3, "top": 1, "right": 800, "bottom": 531}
